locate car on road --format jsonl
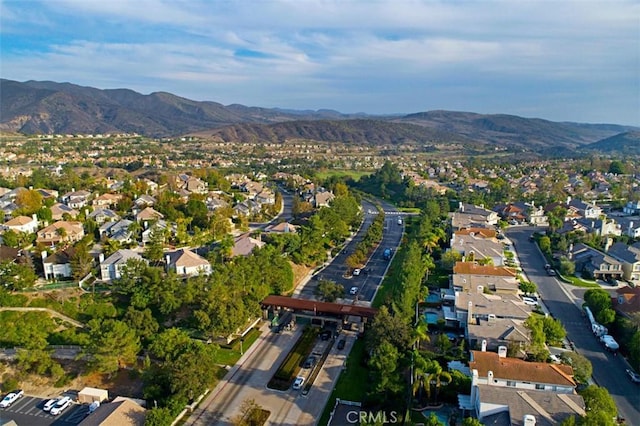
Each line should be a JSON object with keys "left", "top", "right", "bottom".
{"left": 43, "top": 397, "right": 60, "bottom": 412}
{"left": 50, "top": 396, "right": 72, "bottom": 415}
{"left": 337, "top": 339, "right": 346, "bottom": 350}
{"left": 303, "top": 356, "right": 317, "bottom": 368}
{"left": 0, "top": 390, "right": 24, "bottom": 408}
{"left": 547, "top": 269, "right": 556, "bottom": 276}
{"left": 292, "top": 376, "right": 305, "bottom": 390}
{"left": 626, "top": 369, "right": 640, "bottom": 384}
{"left": 352, "top": 268, "right": 361, "bottom": 276}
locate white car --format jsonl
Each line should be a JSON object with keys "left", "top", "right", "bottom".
{"left": 353, "top": 268, "right": 361, "bottom": 276}
{"left": 50, "top": 396, "right": 72, "bottom": 415}
{"left": 522, "top": 297, "right": 539, "bottom": 306}
{"left": 349, "top": 286, "right": 358, "bottom": 295}
{"left": 292, "top": 376, "right": 305, "bottom": 390}
{"left": 43, "top": 397, "right": 59, "bottom": 412}
{"left": 0, "top": 390, "right": 24, "bottom": 408}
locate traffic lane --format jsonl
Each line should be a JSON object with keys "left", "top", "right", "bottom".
{"left": 509, "top": 228, "right": 640, "bottom": 422}
{"left": 0, "top": 395, "right": 87, "bottom": 426}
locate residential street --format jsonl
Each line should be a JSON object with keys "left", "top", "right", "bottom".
{"left": 507, "top": 227, "right": 640, "bottom": 423}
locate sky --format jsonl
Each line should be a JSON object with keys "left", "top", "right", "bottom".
{"left": 1, "top": 0, "right": 639, "bottom": 125}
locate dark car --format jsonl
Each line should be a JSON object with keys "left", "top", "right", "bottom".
{"left": 321, "top": 330, "right": 332, "bottom": 340}
{"left": 303, "top": 356, "right": 317, "bottom": 368}
{"left": 337, "top": 339, "right": 346, "bottom": 350}
{"left": 626, "top": 369, "right": 640, "bottom": 383}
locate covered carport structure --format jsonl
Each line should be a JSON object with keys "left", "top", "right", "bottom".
{"left": 262, "top": 295, "right": 377, "bottom": 329}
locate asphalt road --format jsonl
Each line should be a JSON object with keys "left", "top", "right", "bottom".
{"left": 506, "top": 226, "right": 640, "bottom": 423}
{"left": 304, "top": 198, "right": 405, "bottom": 302}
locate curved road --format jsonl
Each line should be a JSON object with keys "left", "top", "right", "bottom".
{"left": 506, "top": 227, "right": 639, "bottom": 423}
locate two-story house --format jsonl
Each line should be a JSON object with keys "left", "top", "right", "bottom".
{"left": 36, "top": 221, "right": 85, "bottom": 246}
{"left": 99, "top": 249, "right": 145, "bottom": 281}
{"left": 607, "top": 242, "right": 640, "bottom": 283}
{"left": 569, "top": 243, "right": 623, "bottom": 281}
{"left": 1, "top": 215, "right": 39, "bottom": 234}
{"left": 450, "top": 203, "right": 500, "bottom": 230}
{"left": 62, "top": 190, "right": 92, "bottom": 209}
{"left": 50, "top": 203, "right": 79, "bottom": 221}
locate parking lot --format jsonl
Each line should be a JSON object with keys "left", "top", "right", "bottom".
{"left": 0, "top": 394, "right": 89, "bottom": 426}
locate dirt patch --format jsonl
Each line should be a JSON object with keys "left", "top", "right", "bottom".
{"left": 1, "top": 360, "right": 144, "bottom": 400}
{"left": 289, "top": 262, "right": 313, "bottom": 293}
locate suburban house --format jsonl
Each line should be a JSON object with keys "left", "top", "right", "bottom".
{"left": 569, "top": 243, "right": 623, "bottom": 281}
{"left": 1, "top": 215, "right": 39, "bottom": 234}
{"left": 613, "top": 286, "right": 640, "bottom": 319}
{"left": 165, "top": 248, "right": 211, "bottom": 277}
{"left": 449, "top": 233, "right": 505, "bottom": 266}
{"left": 264, "top": 221, "right": 297, "bottom": 234}
{"left": 607, "top": 242, "right": 640, "bottom": 283}
{"left": 88, "top": 208, "right": 120, "bottom": 225}
{"left": 452, "top": 262, "right": 520, "bottom": 295}
{"left": 567, "top": 198, "right": 602, "bottom": 220}
{"left": 0, "top": 246, "right": 31, "bottom": 267}
{"left": 616, "top": 216, "right": 640, "bottom": 239}
{"left": 42, "top": 247, "right": 76, "bottom": 280}
{"left": 93, "top": 193, "right": 122, "bottom": 208}
{"left": 100, "top": 249, "right": 145, "bottom": 281}
{"left": 575, "top": 217, "right": 622, "bottom": 237}
{"left": 314, "top": 190, "right": 335, "bottom": 208}
{"left": 455, "top": 291, "right": 533, "bottom": 327}
{"left": 61, "top": 190, "right": 92, "bottom": 209}
{"left": 466, "top": 318, "right": 530, "bottom": 354}
{"left": 50, "top": 203, "right": 79, "bottom": 220}
{"left": 231, "top": 233, "right": 266, "bottom": 257}
{"left": 450, "top": 203, "right": 500, "bottom": 230}
{"left": 468, "top": 350, "right": 577, "bottom": 393}
{"left": 135, "top": 207, "right": 164, "bottom": 225}
{"left": 100, "top": 219, "right": 134, "bottom": 243}
{"left": 36, "top": 221, "right": 85, "bottom": 246}
{"left": 134, "top": 195, "right": 156, "bottom": 209}
{"left": 623, "top": 200, "right": 640, "bottom": 216}
{"left": 141, "top": 220, "right": 173, "bottom": 245}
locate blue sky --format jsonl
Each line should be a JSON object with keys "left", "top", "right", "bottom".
{"left": 1, "top": 0, "right": 638, "bottom": 125}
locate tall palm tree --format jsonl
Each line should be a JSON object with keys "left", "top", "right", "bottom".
{"left": 425, "top": 360, "right": 452, "bottom": 405}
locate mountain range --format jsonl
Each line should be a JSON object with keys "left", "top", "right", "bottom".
{"left": 1, "top": 79, "right": 637, "bottom": 154}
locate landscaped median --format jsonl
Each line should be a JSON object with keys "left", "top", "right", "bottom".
{"left": 267, "top": 326, "right": 319, "bottom": 391}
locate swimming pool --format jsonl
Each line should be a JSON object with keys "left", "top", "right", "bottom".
{"left": 425, "top": 293, "right": 441, "bottom": 303}
{"left": 424, "top": 312, "right": 439, "bottom": 325}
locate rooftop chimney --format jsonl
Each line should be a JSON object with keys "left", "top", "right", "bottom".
{"left": 467, "top": 301, "right": 474, "bottom": 324}
{"left": 481, "top": 339, "right": 487, "bottom": 352}
{"left": 498, "top": 345, "right": 507, "bottom": 358}
{"left": 524, "top": 415, "right": 536, "bottom": 426}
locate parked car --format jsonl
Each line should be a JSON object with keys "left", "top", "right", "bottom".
{"left": 626, "top": 369, "right": 640, "bottom": 384}
{"left": 321, "top": 330, "right": 332, "bottom": 340}
{"left": 522, "top": 296, "right": 539, "bottom": 306}
{"left": 547, "top": 269, "right": 556, "bottom": 276}
{"left": 292, "top": 376, "right": 305, "bottom": 390}
{"left": 43, "top": 397, "right": 59, "bottom": 412}
{"left": 337, "top": 339, "right": 346, "bottom": 350}
{"left": 349, "top": 286, "right": 358, "bottom": 295}
{"left": 0, "top": 390, "right": 24, "bottom": 408}
{"left": 352, "top": 268, "right": 361, "bottom": 276}
{"left": 50, "top": 396, "right": 72, "bottom": 416}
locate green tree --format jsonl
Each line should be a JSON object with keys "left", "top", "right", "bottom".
{"left": 580, "top": 385, "right": 617, "bottom": 421}
{"left": 366, "top": 305, "right": 411, "bottom": 352}
{"left": 315, "top": 280, "right": 345, "bottom": 302}
{"left": 559, "top": 258, "right": 575, "bottom": 276}
{"left": 441, "top": 250, "right": 462, "bottom": 270}
{"left": 462, "top": 418, "right": 484, "bottom": 426}
{"left": 519, "top": 281, "right": 537, "bottom": 296}
{"left": 538, "top": 236, "right": 551, "bottom": 254}
{"left": 424, "top": 360, "right": 452, "bottom": 404}
{"left": 560, "top": 351, "right": 592, "bottom": 384}
{"left": 85, "top": 318, "right": 141, "bottom": 375}
{"left": 70, "top": 243, "right": 94, "bottom": 281}
{"left": 542, "top": 316, "right": 567, "bottom": 346}
{"left": 368, "top": 340, "right": 402, "bottom": 396}
{"left": 144, "top": 407, "right": 174, "bottom": 426}
{"left": 584, "top": 288, "right": 615, "bottom": 326}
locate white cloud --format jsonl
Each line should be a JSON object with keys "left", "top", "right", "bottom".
{"left": 0, "top": 0, "right": 638, "bottom": 123}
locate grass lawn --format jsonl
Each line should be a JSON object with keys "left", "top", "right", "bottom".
{"left": 560, "top": 274, "right": 599, "bottom": 288}
{"left": 268, "top": 327, "right": 318, "bottom": 390}
{"left": 213, "top": 328, "right": 262, "bottom": 365}
{"left": 318, "top": 338, "right": 369, "bottom": 426}
{"left": 314, "top": 169, "right": 371, "bottom": 182}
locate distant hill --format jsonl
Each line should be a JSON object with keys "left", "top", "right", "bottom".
{"left": 0, "top": 79, "right": 637, "bottom": 154}
{"left": 581, "top": 131, "right": 640, "bottom": 155}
